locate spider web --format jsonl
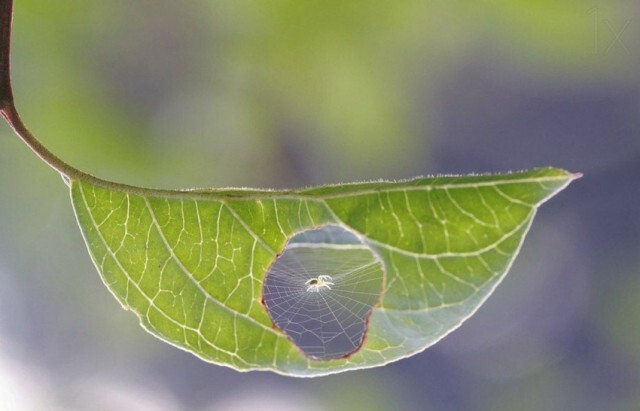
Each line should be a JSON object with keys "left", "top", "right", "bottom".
{"left": 262, "top": 225, "right": 385, "bottom": 360}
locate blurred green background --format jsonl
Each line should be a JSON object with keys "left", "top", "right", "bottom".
{"left": 1, "top": 1, "right": 639, "bottom": 410}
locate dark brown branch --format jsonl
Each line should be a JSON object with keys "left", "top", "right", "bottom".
{"left": 0, "top": 0, "right": 14, "bottom": 107}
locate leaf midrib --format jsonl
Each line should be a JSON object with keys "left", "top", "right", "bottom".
{"left": 73, "top": 172, "right": 574, "bottom": 201}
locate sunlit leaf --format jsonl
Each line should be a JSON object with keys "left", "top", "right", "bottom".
{"left": 70, "top": 167, "right": 577, "bottom": 377}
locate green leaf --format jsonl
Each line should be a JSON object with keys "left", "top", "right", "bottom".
{"left": 70, "top": 167, "right": 578, "bottom": 377}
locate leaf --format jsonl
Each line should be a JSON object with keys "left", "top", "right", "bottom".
{"left": 69, "top": 167, "right": 578, "bottom": 377}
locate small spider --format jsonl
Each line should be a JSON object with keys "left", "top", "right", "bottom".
{"left": 305, "top": 275, "right": 334, "bottom": 292}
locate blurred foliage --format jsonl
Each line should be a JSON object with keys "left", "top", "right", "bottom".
{"left": 7, "top": 0, "right": 636, "bottom": 187}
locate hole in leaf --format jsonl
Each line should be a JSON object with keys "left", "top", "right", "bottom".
{"left": 262, "top": 224, "right": 385, "bottom": 360}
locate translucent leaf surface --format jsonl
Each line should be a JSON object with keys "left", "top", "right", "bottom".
{"left": 70, "top": 167, "right": 578, "bottom": 377}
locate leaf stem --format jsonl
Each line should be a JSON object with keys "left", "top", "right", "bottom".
{"left": 0, "top": 0, "right": 166, "bottom": 194}
{"left": 0, "top": 0, "right": 15, "bottom": 108}
{"left": 0, "top": 0, "right": 280, "bottom": 199}
{"left": 0, "top": 0, "right": 84, "bottom": 180}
